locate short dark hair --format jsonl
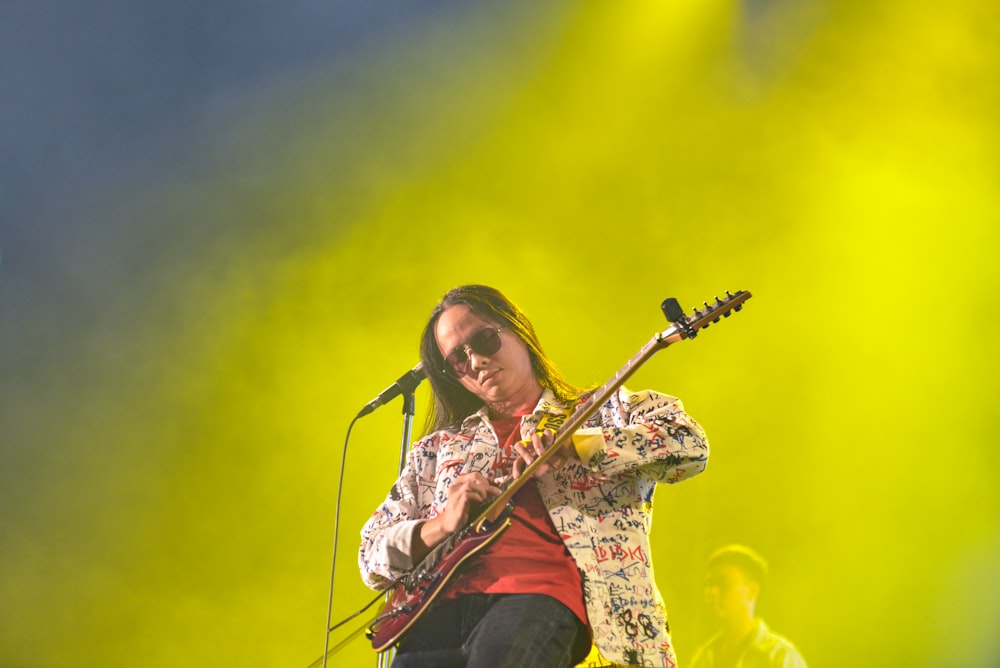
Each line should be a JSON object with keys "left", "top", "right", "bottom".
{"left": 707, "top": 544, "right": 769, "bottom": 586}
{"left": 418, "top": 284, "right": 582, "bottom": 434}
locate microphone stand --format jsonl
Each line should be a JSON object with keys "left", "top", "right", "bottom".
{"left": 321, "top": 388, "right": 419, "bottom": 668}
{"left": 377, "top": 390, "right": 417, "bottom": 668}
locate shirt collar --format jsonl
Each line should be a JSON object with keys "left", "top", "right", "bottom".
{"left": 460, "top": 388, "right": 566, "bottom": 428}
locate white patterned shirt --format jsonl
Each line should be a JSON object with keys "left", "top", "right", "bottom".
{"left": 359, "top": 386, "right": 709, "bottom": 667}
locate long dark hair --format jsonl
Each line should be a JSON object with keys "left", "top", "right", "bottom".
{"left": 419, "top": 285, "right": 582, "bottom": 435}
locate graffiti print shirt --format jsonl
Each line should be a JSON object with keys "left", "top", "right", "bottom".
{"left": 358, "top": 386, "right": 709, "bottom": 667}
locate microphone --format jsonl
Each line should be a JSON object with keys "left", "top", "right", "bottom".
{"left": 356, "top": 362, "right": 426, "bottom": 418}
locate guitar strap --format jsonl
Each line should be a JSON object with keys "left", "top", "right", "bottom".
{"left": 522, "top": 392, "right": 597, "bottom": 454}
{"left": 509, "top": 403, "right": 577, "bottom": 470}
{"left": 531, "top": 404, "right": 574, "bottom": 438}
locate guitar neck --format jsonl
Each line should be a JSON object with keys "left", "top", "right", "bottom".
{"left": 471, "top": 321, "right": 687, "bottom": 528}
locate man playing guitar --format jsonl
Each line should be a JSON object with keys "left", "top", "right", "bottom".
{"left": 360, "top": 284, "right": 717, "bottom": 668}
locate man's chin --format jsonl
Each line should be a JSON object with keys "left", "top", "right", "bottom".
{"left": 709, "top": 606, "right": 728, "bottom": 621}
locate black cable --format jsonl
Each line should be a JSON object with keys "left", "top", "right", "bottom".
{"left": 315, "top": 414, "right": 385, "bottom": 668}
{"left": 305, "top": 595, "right": 382, "bottom": 668}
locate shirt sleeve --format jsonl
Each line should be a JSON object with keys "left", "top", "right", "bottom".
{"left": 773, "top": 642, "right": 809, "bottom": 668}
{"left": 570, "top": 387, "right": 709, "bottom": 483}
{"left": 357, "top": 437, "right": 437, "bottom": 591}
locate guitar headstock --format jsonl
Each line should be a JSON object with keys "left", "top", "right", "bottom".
{"left": 660, "top": 290, "right": 752, "bottom": 342}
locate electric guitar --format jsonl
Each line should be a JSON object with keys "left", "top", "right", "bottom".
{"left": 367, "top": 290, "right": 752, "bottom": 651}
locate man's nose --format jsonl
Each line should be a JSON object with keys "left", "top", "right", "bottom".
{"left": 468, "top": 349, "right": 490, "bottom": 370}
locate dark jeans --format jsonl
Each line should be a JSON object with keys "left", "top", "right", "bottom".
{"left": 391, "top": 593, "right": 589, "bottom": 668}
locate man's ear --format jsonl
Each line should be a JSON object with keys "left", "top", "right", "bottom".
{"left": 747, "top": 580, "right": 761, "bottom": 601}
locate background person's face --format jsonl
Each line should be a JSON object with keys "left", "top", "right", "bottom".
{"left": 704, "top": 563, "right": 758, "bottom": 624}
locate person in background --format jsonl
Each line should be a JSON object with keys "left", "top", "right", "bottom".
{"left": 359, "top": 284, "right": 710, "bottom": 668}
{"left": 688, "top": 545, "right": 807, "bottom": 668}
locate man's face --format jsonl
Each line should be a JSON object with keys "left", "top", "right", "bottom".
{"left": 704, "top": 563, "right": 758, "bottom": 624}
{"left": 435, "top": 303, "right": 539, "bottom": 410}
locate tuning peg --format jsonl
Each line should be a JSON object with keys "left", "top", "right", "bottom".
{"left": 661, "top": 297, "right": 685, "bottom": 324}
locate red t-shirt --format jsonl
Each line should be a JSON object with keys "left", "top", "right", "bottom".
{"left": 442, "top": 414, "right": 590, "bottom": 629}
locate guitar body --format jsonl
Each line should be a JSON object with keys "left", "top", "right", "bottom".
{"left": 367, "top": 510, "right": 514, "bottom": 652}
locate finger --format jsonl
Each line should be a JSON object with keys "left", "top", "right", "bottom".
{"left": 457, "top": 477, "right": 486, "bottom": 499}
{"left": 466, "top": 477, "right": 502, "bottom": 498}
{"left": 537, "top": 429, "right": 556, "bottom": 454}
{"left": 468, "top": 473, "right": 498, "bottom": 492}
{"left": 517, "top": 440, "right": 540, "bottom": 464}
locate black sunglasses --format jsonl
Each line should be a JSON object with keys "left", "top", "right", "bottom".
{"left": 442, "top": 327, "right": 505, "bottom": 378}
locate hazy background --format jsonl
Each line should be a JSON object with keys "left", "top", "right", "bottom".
{"left": 2, "top": 1, "right": 997, "bottom": 666}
